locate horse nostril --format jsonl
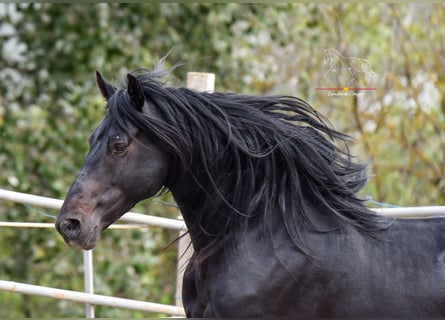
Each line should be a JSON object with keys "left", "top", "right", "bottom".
{"left": 59, "top": 218, "right": 81, "bottom": 236}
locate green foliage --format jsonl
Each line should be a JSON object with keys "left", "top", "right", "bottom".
{"left": 0, "top": 3, "right": 444, "bottom": 317}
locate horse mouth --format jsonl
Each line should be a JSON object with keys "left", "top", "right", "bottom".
{"left": 65, "top": 238, "right": 97, "bottom": 250}
{"left": 61, "top": 226, "right": 101, "bottom": 250}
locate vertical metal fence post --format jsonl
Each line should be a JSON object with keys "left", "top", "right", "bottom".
{"left": 175, "top": 72, "right": 215, "bottom": 308}
{"left": 83, "top": 249, "right": 95, "bottom": 318}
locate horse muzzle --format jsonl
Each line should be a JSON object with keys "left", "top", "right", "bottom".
{"left": 56, "top": 215, "right": 100, "bottom": 250}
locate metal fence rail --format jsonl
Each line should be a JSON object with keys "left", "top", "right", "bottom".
{"left": 372, "top": 206, "right": 445, "bottom": 218}
{"left": 2, "top": 188, "right": 444, "bottom": 222}
{"left": 0, "top": 188, "right": 186, "bottom": 230}
{"left": 0, "top": 280, "right": 185, "bottom": 316}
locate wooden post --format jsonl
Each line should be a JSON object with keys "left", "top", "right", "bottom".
{"left": 186, "top": 72, "right": 215, "bottom": 93}
{"left": 175, "top": 72, "right": 215, "bottom": 308}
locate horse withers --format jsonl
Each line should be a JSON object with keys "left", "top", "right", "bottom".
{"left": 56, "top": 67, "right": 445, "bottom": 317}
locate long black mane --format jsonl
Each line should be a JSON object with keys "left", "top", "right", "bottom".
{"left": 106, "top": 68, "right": 389, "bottom": 259}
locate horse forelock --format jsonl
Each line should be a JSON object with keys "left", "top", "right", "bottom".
{"left": 106, "top": 69, "right": 390, "bottom": 260}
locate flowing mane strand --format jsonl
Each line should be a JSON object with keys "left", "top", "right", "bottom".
{"left": 106, "top": 68, "right": 389, "bottom": 258}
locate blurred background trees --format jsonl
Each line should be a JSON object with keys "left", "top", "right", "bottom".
{"left": 0, "top": 3, "right": 444, "bottom": 317}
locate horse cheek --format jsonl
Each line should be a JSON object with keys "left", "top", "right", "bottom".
{"left": 124, "top": 153, "right": 169, "bottom": 200}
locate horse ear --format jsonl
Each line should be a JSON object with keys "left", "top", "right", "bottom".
{"left": 126, "top": 73, "right": 145, "bottom": 112}
{"left": 96, "top": 71, "right": 116, "bottom": 101}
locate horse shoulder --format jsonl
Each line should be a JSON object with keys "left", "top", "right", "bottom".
{"left": 203, "top": 230, "right": 331, "bottom": 317}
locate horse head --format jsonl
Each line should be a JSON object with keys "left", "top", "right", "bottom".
{"left": 55, "top": 72, "right": 170, "bottom": 249}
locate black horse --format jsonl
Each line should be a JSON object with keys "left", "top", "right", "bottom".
{"left": 56, "top": 67, "right": 445, "bottom": 317}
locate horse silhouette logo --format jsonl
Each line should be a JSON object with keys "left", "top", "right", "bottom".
{"left": 322, "top": 48, "right": 377, "bottom": 87}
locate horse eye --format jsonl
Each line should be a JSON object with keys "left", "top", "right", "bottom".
{"left": 112, "top": 142, "right": 127, "bottom": 155}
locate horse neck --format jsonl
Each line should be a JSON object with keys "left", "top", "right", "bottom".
{"left": 168, "top": 171, "right": 225, "bottom": 250}
{"left": 169, "top": 173, "right": 200, "bottom": 221}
